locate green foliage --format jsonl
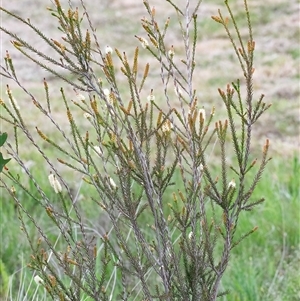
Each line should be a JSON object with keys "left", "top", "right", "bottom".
{"left": 0, "top": 132, "right": 11, "bottom": 173}
{"left": 0, "top": 258, "right": 9, "bottom": 298}
{"left": 0, "top": 0, "right": 278, "bottom": 300}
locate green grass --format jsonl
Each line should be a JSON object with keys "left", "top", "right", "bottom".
{"left": 219, "top": 156, "right": 300, "bottom": 301}
{"left": 1, "top": 152, "right": 299, "bottom": 300}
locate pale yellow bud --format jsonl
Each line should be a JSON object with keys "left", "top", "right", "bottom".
{"left": 34, "top": 275, "right": 44, "bottom": 285}
{"left": 228, "top": 179, "right": 236, "bottom": 189}
{"left": 140, "top": 37, "right": 149, "bottom": 49}
{"left": 105, "top": 45, "right": 113, "bottom": 54}
{"left": 168, "top": 46, "right": 175, "bottom": 58}
{"left": 103, "top": 89, "right": 110, "bottom": 96}
{"left": 147, "top": 93, "right": 155, "bottom": 102}
{"left": 83, "top": 112, "right": 91, "bottom": 119}
{"left": 48, "top": 173, "right": 62, "bottom": 193}
{"left": 109, "top": 177, "right": 117, "bottom": 190}
{"left": 199, "top": 108, "right": 206, "bottom": 121}
{"left": 161, "top": 120, "right": 173, "bottom": 134}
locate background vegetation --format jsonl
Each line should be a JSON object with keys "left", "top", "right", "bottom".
{"left": 0, "top": 0, "right": 299, "bottom": 300}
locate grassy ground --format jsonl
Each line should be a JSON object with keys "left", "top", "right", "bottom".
{"left": 0, "top": 156, "right": 299, "bottom": 300}
{"left": 0, "top": 0, "right": 299, "bottom": 300}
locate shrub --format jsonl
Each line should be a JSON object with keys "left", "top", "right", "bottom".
{"left": 0, "top": 0, "right": 271, "bottom": 300}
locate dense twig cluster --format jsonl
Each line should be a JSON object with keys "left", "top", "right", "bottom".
{"left": 0, "top": 0, "right": 271, "bottom": 300}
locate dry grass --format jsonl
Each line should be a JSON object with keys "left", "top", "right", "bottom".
{"left": 1, "top": 0, "right": 299, "bottom": 157}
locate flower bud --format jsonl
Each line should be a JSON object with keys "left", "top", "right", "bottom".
{"left": 168, "top": 45, "right": 175, "bottom": 58}
{"left": 228, "top": 179, "right": 236, "bottom": 189}
{"left": 109, "top": 177, "right": 117, "bottom": 190}
{"left": 147, "top": 90, "right": 155, "bottom": 102}
{"left": 199, "top": 108, "right": 206, "bottom": 122}
{"left": 140, "top": 37, "right": 149, "bottom": 49}
{"left": 83, "top": 112, "right": 91, "bottom": 119}
{"left": 34, "top": 275, "right": 44, "bottom": 285}
{"left": 105, "top": 45, "right": 113, "bottom": 54}
{"left": 48, "top": 173, "right": 62, "bottom": 193}
{"left": 103, "top": 88, "right": 110, "bottom": 96}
